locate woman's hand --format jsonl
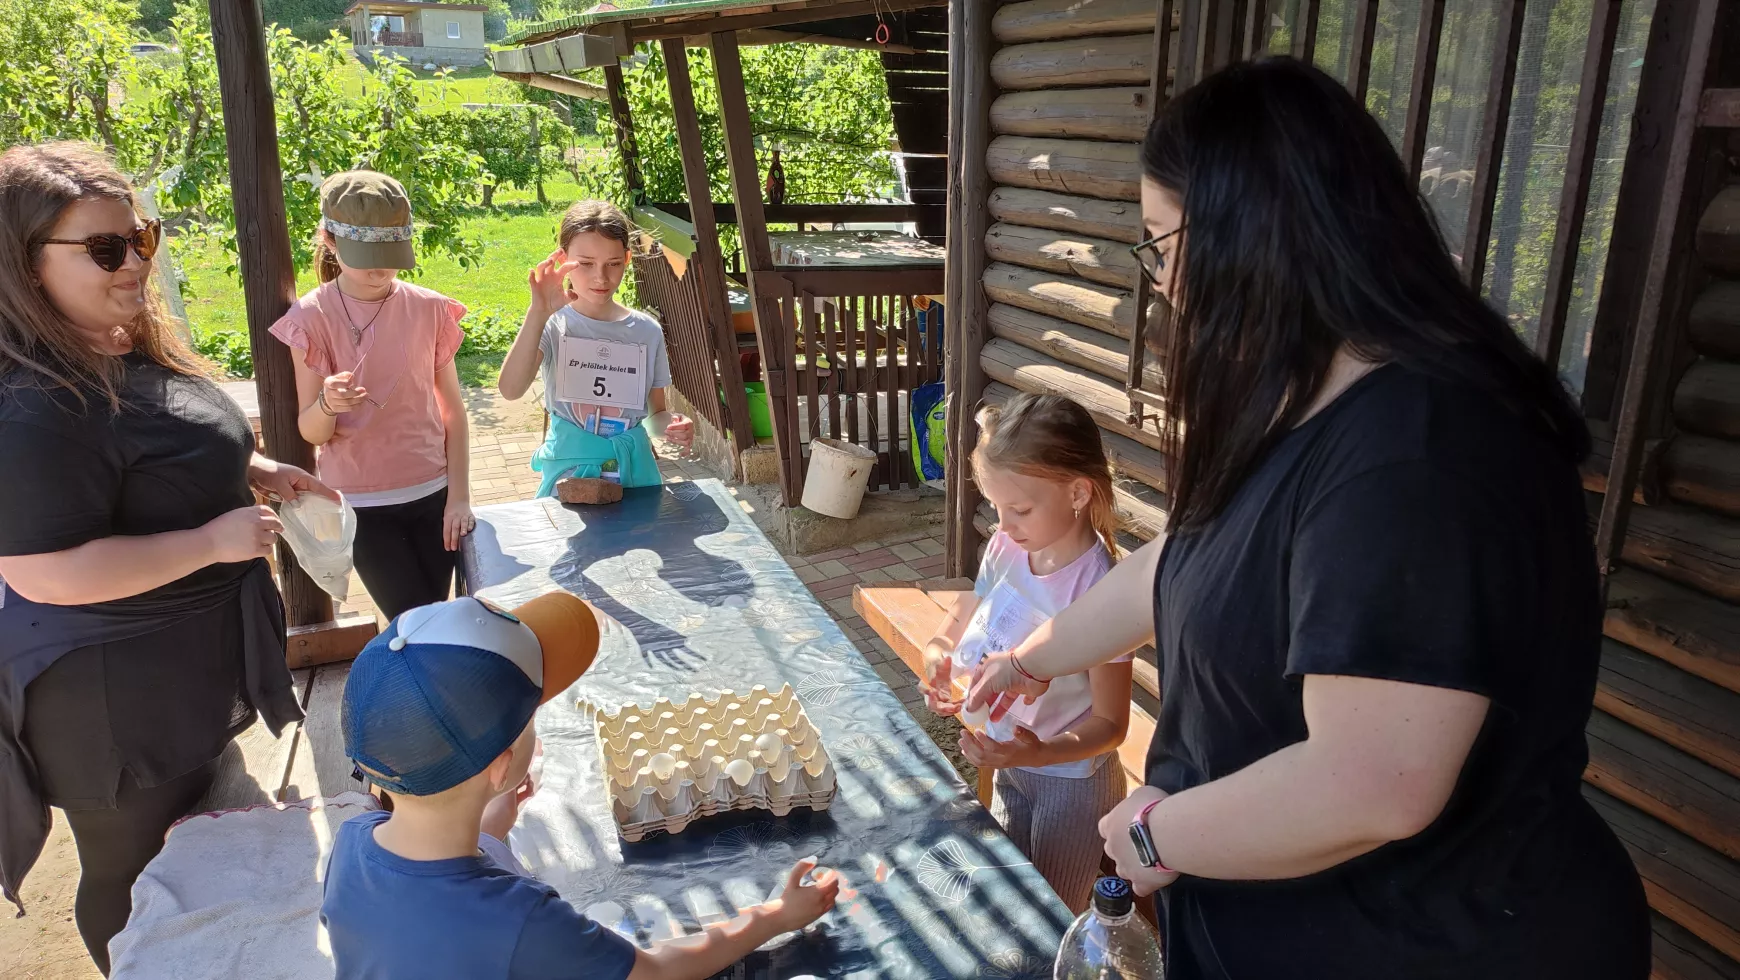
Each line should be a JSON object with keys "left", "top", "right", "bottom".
{"left": 321, "top": 371, "right": 368, "bottom": 414}
{"left": 443, "top": 494, "right": 475, "bottom": 551}
{"left": 204, "top": 504, "right": 283, "bottom": 564}
{"left": 920, "top": 644, "right": 962, "bottom": 717}
{"left": 248, "top": 455, "right": 339, "bottom": 503}
{"left": 528, "top": 250, "right": 579, "bottom": 313}
{"left": 959, "top": 726, "right": 1046, "bottom": 769}
{"left": 966, "top": 651, "right": 1050, "bottom": 723}
{"left": 1099, "top": 785, "right": 1181, "bottom": 896}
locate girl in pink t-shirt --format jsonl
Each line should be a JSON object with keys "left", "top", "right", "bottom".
{"left": 919, "top": 393, "right": 1133, "bottom": 912}
{"left": 269, "top": 171, "right": 471, "bottom": 621}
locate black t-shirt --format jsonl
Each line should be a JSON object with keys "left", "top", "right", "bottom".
{"left": 1148, "top": 365, "right": 1647, "bottom": 979}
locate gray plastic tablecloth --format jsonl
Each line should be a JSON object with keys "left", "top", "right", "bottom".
{"left": 459, "top": 481, "right": 1070, "bottom": 979}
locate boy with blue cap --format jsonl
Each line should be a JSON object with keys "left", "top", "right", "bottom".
{"left": 322, "top": 592, "right": 840, "bottom": 979}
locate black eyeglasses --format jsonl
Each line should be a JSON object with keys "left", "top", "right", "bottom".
{"left": 1130, "top": 225, "right": 1184, "bottom": 287}
{"left": 38, "top": 219, "right": 162, "bottom": 273}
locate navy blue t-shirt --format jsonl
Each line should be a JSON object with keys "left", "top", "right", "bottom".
{"left": 321, "top": 810, "right": 639, "bottom": 980}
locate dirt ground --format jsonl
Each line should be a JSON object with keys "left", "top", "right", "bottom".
{"left": 0, "top": 813, "right": 100, "bottom": 980}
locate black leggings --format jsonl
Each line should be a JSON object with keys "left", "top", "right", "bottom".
{"left": 63, "top": 761, "right": 217, "bottom": 976}
{"left": 352, "top": 486, "right": 457, "bottom": 621}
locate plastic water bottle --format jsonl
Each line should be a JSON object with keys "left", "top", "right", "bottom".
{"left": 1053, "top": 877, "right": 1164, "bottom": 979}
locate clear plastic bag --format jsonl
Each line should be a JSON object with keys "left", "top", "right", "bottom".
{"left": 277, "top": 492, "right": 356, "bottom": 601}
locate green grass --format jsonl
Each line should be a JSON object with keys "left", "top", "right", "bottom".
{"left": 333, "top": 57, "right": 522, "bottom": 107}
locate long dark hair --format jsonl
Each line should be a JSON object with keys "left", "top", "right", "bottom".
{"left": 1142, "top": 57, "right": 1588, "bottom": 531}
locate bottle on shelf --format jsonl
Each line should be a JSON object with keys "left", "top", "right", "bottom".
{"left": 765, "top": 147, "right": 786, "bottom": 207}
{"left": 1054, "top": 876, "right": 1164, "bottom": 979}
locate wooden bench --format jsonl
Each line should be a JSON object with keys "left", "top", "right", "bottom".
{"left": 853, "top": 580, "right": 1158, "bottom": 804}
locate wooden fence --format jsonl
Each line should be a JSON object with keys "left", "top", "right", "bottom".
{"left": 632, "top": 248, "right": 730, "bottom": 438}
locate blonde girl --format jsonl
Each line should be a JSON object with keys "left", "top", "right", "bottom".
{"left": 920, "top": 393, "right": 1133, "bottom": 912}
{"left": 270, "top": 170, "right": 472, "bottom": 621}
{"left": 497, "top": 200, "right": 691, "bottom": 495}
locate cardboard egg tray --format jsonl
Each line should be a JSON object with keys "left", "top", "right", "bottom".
{"left": 579, "top": 684, "right": 837, "bottom": 841}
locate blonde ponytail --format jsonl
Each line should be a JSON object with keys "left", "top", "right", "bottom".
{"left": 973, "top": 393, "right": 1121, "bottom": 564}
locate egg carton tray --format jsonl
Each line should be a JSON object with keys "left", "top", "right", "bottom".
{"left": 579, "top": 684, "right": 837, "bottom": 842}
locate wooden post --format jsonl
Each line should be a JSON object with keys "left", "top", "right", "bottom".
{"left": 944, "top": 0, "right": 994, "bottom": 579}
{"left": 661, "top": 37, "right": 754, "bottom": 466}
{"left": 713, "top": 32, "right": 801, "bottom": 504}
{"left": 529, "top": 106, "right": 546, "bottom": 205}
{"left": 207, "top": 0, "right": 332, "bottom": 628}
{"left": 602, "top": 62, "right": 645, "bottom": 205}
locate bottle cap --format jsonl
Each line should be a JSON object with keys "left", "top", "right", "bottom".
{"left": 1093, "top": 876, "right": 1134, "bottom": 917}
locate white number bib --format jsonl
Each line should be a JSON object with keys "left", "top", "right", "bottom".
{"left": 556, "top": 337, "right": 649, "bottom": 412}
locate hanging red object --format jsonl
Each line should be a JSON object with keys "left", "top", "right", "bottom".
{"left": 764, "top": 148, "right": 787, "bottom": 206}
{"left": 875, "top": 21, "right": 890, "bottom": 44}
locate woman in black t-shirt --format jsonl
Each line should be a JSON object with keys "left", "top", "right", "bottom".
{"left": 0, "top": 142, "right": 333, "bottom": 974}
{"left": 967, "top": 60, "right": 1648, "bottom": 978}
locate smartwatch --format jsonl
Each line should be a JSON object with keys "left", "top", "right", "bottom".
{"left": 1128, "top": 798, "right": 1175, "bottom": 872}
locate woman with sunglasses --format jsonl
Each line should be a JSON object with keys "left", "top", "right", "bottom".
{"left": 0, "top": 142, "right": 332, "bottom": 974}
{"left": 966, "top": 59, "right": 1647, "bottom": 978}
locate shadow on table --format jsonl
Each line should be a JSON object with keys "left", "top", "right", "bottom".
{"left": 550, "top": 483, "right": 755, "bottom": 673}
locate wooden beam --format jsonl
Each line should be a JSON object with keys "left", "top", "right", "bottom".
{"left": 496, "top": 70, "right": 607, "bottom": 102}
{"left": 1594, "top": 0, "right": 1723, "bottom": 592}
{"left": 285, "top": 614, "right": 379, "bottom": 669}
{"left": 1292, "top": 0, "right": 1319, "bottom": 62}
{"left": 713, "top": 31, "right": 800, "bottom": 502}
{"left": 1458, "top": 0, "right": 1526, "bottom": 291}
{"left": 207, "top": 0, "right": 331, "bottom": 627}
{"left": 1398, "top": 0, "right": 1448, "bottom": 181}
{"left": 602, "top": 62, "right": 645, "bottom": 205}
{"left": 946, "top": 0, "right": 995, "bottom": 580}
{"left": 648, "top": 201, "right": 941, "bottom": 225}
{"left": 661, "top": 38, "right": 753, "bottom": 462}
{"left": 615, "top": 0, "right": 944, "bottom": 43}
{"left": 1345, "top": 0, "right": 1379, "bottom": 102}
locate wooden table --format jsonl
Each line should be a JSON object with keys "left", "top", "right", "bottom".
{"left": 769, "top": 230, "right": 945, "bottom": 268}
{"left": 456, "top": 482, "right": 1072, "bottom": 977}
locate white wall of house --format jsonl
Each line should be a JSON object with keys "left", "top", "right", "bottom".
{"left": 415, "top": 8, "right": 485, "bottom": 49}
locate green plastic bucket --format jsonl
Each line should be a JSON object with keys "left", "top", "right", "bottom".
{"left": 744, "top": 382, "right": 774, "bottom": 440}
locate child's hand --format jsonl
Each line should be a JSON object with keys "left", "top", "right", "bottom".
{"left": 766, "top": 858, "right": 840, "bottom": 933}
{"left": 443, "top": 495, "right": 475, "bottom": 551}
{"left": 528, "top": 249, "right": 580, "bottom": 313}
{"left": 664, "top": 413, "right": 694, "bottom": 450}
{"left": 958, "top": 726, "right": 1047, "bottom": 769}
{"left": 920, "top": 645, "right": 961, "bottom": 717}
{"left": 321, "top": 371, "right": 368, "bottom": 413}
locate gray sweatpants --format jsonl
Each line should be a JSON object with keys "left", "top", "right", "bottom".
{"left": 991, "top": 755, "right": 1128, "bottom": 914}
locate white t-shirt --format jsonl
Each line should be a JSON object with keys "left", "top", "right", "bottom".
{"left": 955, "top": 530, "right": 1123, "bottom": 778}
{"left": 538, "top": 305, "right": 672, "bottom": 433}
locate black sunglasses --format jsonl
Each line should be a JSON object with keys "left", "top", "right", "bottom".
{"left": 38, "top": 219, "right": 162, "bottom": 273}
{"left": 1130, "top": 225, "right": 1184, "bottom": 287}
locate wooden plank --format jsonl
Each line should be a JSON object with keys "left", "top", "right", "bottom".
{"left": 983, "top": 261, "right": 1136, "bottom": 338}
{"left": 1458, "top": 0, "right": 1526, "bottom": 291}
{"left": 946, "top": 0, "right": 995, "bottom": 579}
{"left": 1652, "top": 913, "right": 1740, "bottom": 980}
{"left": 800, "top": 292, "right": 820, "bottom": 446}
{"left": 1674, "top": 359, "right": 1740, "bottom": 440}
{"left": 1536, "top": 0, "right": 1623, "bottom": 367}
{"left": 208, "top": 0, "right": 331, "bottom": 628}
{"left": 1665, "top": 435, "right": 1740, "bottom": 520}
{"left": 1585, "top": 417, "right": 1667, "bottom": 505}
{"left": 1606, "top": 569, "right": 1740, "bottom": 697}
{"left": 1584, "top": 710, "right": 1740, "bottom": 862}
{"left": 987, "top": 188, "right": 1142, "bottom": 245}
{"left": 821, "top": 295, "right": 840, "bottom": 440}
{"left": 994, "top": 0, "right": 1162, "bottom": 43}
{"left": 844, "top": 297, "right": 862, "bottom": 448}
{"left": 988, "top": 302, "right": 1155, "bottom": 384}
{"left": 981, "top": 338, "right": 1167, "bottom": 453}
{"left": 990, "top": 87, "right": 1151, "bottom": 142}
{"left": 661, "top": 38, "right": 752, "bottom": 457}
{"left": 713, "top": 31, "right": 799, "bottom": 504}
{"left": 865, "top": 295, "right": 885, "bottom": 488}
{"left": 284, "top": 613, "right": 377, "bottom": 670}
{"left": 1586, "top": 788, "right": 1740, "bottom": 964}
{"left": 987, "top": 136, "right": 1140, "bottom": 201}
{"left": 1698, "top": 186, "right": 1740, "bottom": 277}
{"left": 986, "top": 221, "right": 1140, "bottom": 290}
{"left": 1598, "top": 639, "right": 1740, "bottom": 778}
{"left": 991, "top": 34, "right": 1154, "bottom": 91}
{"left": 1688, "top": 281, "right": 1740, "bottom": 361}
{"left": 884, "top": 296, "right": 904, "bottom": 487}
{"left": 1292, "top": 0, "right": 1319, "bottom": 61}
{"left": 1345, "top": 0, "right": 1380, "bottom": 101}
{"left": 280, "top": 664, "right": 365, "bottom": 803}
{"left": 778, "top": 269, "right": 946, "bottom": 297}
{"left": 782, "top": 298, "right": 805, "bottom": 497}
{"left": 1604, "top": 495, "right": 1740, "bottom": 605}
{"left": 198, "top": 669, "right": 312, "bottom": 811}
{"left": 1398, "top": 0, "right": 1448, "bottom": 181}
{"left": 1593, "top": 0, "right": 1725, "bottom": 592}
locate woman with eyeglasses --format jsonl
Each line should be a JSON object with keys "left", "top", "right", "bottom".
{"left": 966, "top": 59, "right": 1647, "bottom": 978}
{"left": 0, "top": 142, "right": 332, "bottom": 974}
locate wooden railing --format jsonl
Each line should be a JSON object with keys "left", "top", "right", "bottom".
{"left": 767, "top": 267, "right": 947, "bottom": 496}
{"left": 632, "top": 247, "right": 730, "bottom": 438}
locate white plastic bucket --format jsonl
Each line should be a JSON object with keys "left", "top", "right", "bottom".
{"left": 801, "top": 438, "right": 879, "bottom": 519}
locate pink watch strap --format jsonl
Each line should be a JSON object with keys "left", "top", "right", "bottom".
{"left": 1134, "top": 798, "right": 1176, "bottom": 873}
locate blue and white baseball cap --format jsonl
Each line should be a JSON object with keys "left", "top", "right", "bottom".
{"left": 342, "top": 593, "right": 600, "bottom": 796}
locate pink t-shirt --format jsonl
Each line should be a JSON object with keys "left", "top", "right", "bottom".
{"left": 956, "top": 529, "right": 1122, "bottom": 777}
{"left": 269, "top": 281, "right": 465, "bottom": 497}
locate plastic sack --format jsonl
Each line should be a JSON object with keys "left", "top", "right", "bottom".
{"left": 277, "top": 492, "right": 356, "bottom": 602}
{"left": 909, "top": 381, "right": 947, "bottom": 484}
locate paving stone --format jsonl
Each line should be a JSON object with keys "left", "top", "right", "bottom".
{"left": 880, "top": 563, "right": 922, "bottom": 582}
{"left": 889, "top": 542, "right": 927, "bottom": 562}
{"left": 810, "top": 559, "right": 852, "bottom": 579}
{"left": 852, "top": 539, "right": 888, "bottom": 554}
{"left": 825, "top": 596, "right": 858, "bottom": 618}
{"left": 843, "top": 550, "right": 903, "bottom": 573}
{"left": 809, "top": 547, "right": 860, "bottom": 563}
{"left": 872, "top": 663, "right": 905, "bottom": 688}
{"left": 856, "top": 567, "right": 893, "bottom": 584}
{"left": 793, "top": 565, "right": 827, "bottom": 584}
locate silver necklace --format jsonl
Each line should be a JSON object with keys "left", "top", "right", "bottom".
{"left": 337, "top": 283, "right": 394, "bottom": 346}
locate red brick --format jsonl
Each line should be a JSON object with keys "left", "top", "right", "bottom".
{"left": 808, "top": 547, "right": 860, "bottom": 563}
{"left": 911, "top": 555, "right": 946, "bottom": 573}
{"left": 814, "top": 583, "right": 859, "bottom": 601}
{"left": 805, "top": 574, "right": 863, "bottom": 593}
{"left": 843, "top": 550, "right": 904, "bottom": 573}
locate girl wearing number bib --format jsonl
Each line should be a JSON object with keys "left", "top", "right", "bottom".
{"left": 498, "top": 200, "right": 693, "bottom": 496}
{"left": 918, "top": 394, "right": 1133, "bottom": 913}
{"left": 270, "top": 171, "right": 472, "bottom": 621}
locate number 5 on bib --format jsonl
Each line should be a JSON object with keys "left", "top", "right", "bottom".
{"left": 557, "top": 336, "right": 649, "bottom": 412}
